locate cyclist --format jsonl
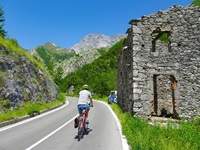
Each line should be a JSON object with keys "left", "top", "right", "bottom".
{"left": 77, "top": 84, "right": 93, "bottom": 123}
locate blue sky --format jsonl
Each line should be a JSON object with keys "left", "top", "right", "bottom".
{"left": 1, "top": 0, "right": 193, "bottom": 50}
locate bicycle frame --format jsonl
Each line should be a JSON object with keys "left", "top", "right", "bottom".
{"left": 78, "top": 109, "right": 89, "bottom": 140}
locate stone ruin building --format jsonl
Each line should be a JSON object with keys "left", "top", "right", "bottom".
{"left": 117, "top": 5, "right": 200, "bottom": 120}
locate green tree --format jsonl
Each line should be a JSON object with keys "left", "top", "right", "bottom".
{"left": 54, "top": 66, "right": 64, "bottom": 85}
{"left": 192, "top": 0, "right": 200, "bottom": 6}
{"left": 0, "top": 6, "right": 7, "bottom": 37}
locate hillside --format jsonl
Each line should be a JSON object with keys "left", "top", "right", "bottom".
{"left": 0, "top": 37, "right": 59, "bottom": 111}
{"left": 29, "top": 42, "right": 76, "bottom": 75}
{"left": 58, "top": 48, "right": 102, "bottom": 77}
{"left": 58, "top": 39, "right": 124, "bottom": 97}
{"left": 29, "top": 34, "right": 126, "bottom": 78}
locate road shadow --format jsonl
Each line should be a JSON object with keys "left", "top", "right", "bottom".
{"left": 74, "top": 127, "right": 93, "bottom": 141}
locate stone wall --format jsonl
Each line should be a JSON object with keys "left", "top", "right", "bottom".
{"left": 118, "top": 5, "right": 200, "bottom": 120}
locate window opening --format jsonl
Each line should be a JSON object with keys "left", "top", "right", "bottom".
{"left": 151, "top": 29, "right": 171, "bottom": 52}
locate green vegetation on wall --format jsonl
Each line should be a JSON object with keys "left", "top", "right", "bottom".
{"left": 192, "top": 0, "right": 200, "bottom": 6}
{"left": 158, "top": 32, "right": 169, "bottom": 43}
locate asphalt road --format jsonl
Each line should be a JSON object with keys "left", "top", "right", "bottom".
{"left": 0, "top": 96, "right": 128, "bottom": 150}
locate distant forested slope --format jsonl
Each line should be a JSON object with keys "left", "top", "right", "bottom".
{"left": 57, "top": 39, "right": 124, "bottom": 97}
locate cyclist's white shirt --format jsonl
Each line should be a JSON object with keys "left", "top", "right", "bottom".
{"left": 78, "top": 90, "right": 92, "bottom": 105}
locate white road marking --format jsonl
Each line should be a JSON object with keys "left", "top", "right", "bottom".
{"left": 25, "top": 114, "right": 78, "bottom": 150}
{"left": 96, "top": 100, "right": 130, "bottom": 150}
{"left": 0, "top": 100, "right": 69, "bottom": 132}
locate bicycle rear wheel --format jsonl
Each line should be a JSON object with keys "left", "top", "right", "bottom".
{"left": 78, "top": 117, "right": 84, "bottom": 140}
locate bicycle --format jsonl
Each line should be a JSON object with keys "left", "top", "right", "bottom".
{"left": 77, "top": 109, "right": 89, "bottom": 140}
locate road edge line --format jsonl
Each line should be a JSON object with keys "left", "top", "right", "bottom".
{"left": 95, "top": 100, "right": 130, "bottom": 150}
{"left": 0, "top": 100, "right": 69, "bottom": 132}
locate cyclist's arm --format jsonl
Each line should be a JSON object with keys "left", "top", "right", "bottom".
{"left": 89, "top": 97, "right": 93, "bottom": 107}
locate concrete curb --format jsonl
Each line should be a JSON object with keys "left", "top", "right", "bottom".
{"left": 0, "top": 103, "right": 65, "bottom": 128}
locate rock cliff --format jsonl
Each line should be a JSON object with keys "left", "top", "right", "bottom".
{"left": 0, "top": 43, "right": 59, "bottom": 111}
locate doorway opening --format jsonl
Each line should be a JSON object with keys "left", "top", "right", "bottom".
{"left": 153, "top": 74, "right": 178, "bottom": 119}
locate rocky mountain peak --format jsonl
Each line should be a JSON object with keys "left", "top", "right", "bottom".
{"left": 71, "top": 34, "right": 126, "bottom": 53}
{"left": 44, "top": 41, "right": 57, "bottom": 47}
{"left": 43, "top": 41, "right": 63, "bottom": 51}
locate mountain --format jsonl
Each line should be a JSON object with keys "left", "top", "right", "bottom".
{"left": 29, "top": 41, "right": 76, "bottom": 63}
{"left": 71, "top": 34, "right": 126, "bottom": 53}
{"left": 29, "top": 42, "right": 76, "bottom": 75}
{"left": 29, "top": 42, "right": 102, "bottom": 78}
{"left": 0, "top": 37, "right": 59, "bottom": 111}
{"left": 29, "top": 34, "right": 126, "bottom": 78}
{"left": 58, "top": 48, "right": 101, "bottom": 77}
{"left": 58, "top": 39, "right": 124, "bottom": 96}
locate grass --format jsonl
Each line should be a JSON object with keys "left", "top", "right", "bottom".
{"left": 0, "top": 36, "right": 47, "bottom": 73}
{"left": 108, "top": 102, "right": 200, "bottom": 150}
{"left": 0, "top": 93, "right": 66, "bottom": 122}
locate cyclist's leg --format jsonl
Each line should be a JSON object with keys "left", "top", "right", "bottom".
{"left": 79, "top": 105, "right": 90, "bottom": 112}
{"left": 83, "top": 105, "right": 90, "bottom": 123}
{"left": 85, "top": 110, "right": 90, "bottom": 124}
{"left": 77, "top": 105, "right": 83, "bottom": 115}
{"left": 79, "top": 105, "right": 90, "bottom": 124}
{"left": 82, "top": 105, "right": 90, "bottom": 116}
{"left": 77, "top": 106, "right": 85, "bottom": 139}
{"left": 77, "top": 105, "right": 89, "bottom": 120}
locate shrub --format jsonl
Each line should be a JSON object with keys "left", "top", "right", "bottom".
{"left": 26, "top": 103, "right": 40, "bottom": 116}
{"left": 57, "top": 92, "right": 66, "bottom": 103}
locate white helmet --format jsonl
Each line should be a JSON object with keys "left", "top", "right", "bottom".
{"left": 83, "top": 84, "right": 88, "bottom": 89}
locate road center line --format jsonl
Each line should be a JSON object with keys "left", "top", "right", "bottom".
{"left": 25, "top": 114, "right": 78, "bottom": 150}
